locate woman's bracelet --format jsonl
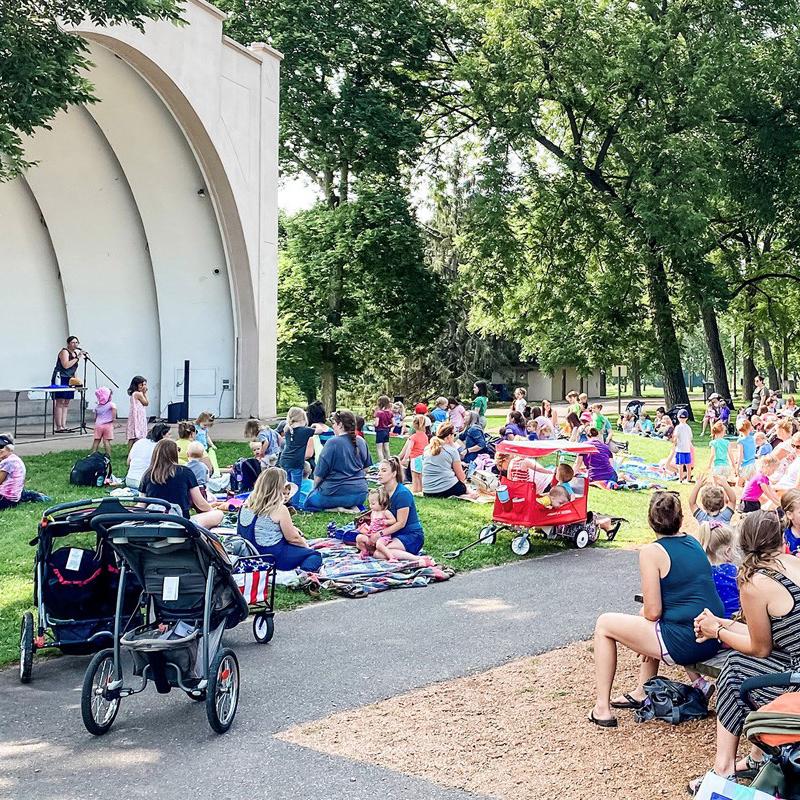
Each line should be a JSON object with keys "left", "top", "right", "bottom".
{"left": 715, "top": 621, "right": 733, "bottom": 641}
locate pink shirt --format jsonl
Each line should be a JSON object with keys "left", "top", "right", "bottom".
{"left": 0, "top": 453, "right": 25, "bottom": 501}
{"left": 449, "top": 405, "right": 466, "bottom": 431}
{"left": 742, "top": 472, "right": 770, "bottom": 502}
{"left": 95, "top": 401, "right": 115, "bottom": 425}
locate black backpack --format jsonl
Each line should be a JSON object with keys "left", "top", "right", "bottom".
{"left": 70, "top": 453, "right": 112, "bottom": 487}
{"left": 634, "top": 677, "right": 709, "bottom": 724}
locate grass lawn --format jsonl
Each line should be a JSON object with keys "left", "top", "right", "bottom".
{"left": 0, "top": 409, "right": 713, "bottom": 666}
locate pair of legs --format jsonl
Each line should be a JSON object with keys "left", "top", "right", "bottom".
{"left": 191, "top": 508, "right": 224, "bottom": 529}
{"left": 303, "top": 488, "right": 366, "bottom": 512}
{"left": 284, "top": 467, "right": 305, "bottom": 508}
{"left": 424, "top": 480, "right": 476, "bottom": 499}
{"left": 592, "top": 612, "right": 704, "bottom": 721}
{"left": 374, "top": 532, "right": 429, "bottom": 563}
{"left": 260, "top": 539, "right": 322, "bottom": 572}
{"left": 355, "top": 530, "right": 381, "bottom": 557}
{"left": 91, "top": 436, "right": 112, "bottom": 457}
{"left": 410, "top": 468, "right": 423, "bottom": 494}
{"left": 53, "top": 398, "right": 71, "bottom": 432}
{"left": 376, "top": 439, "right": 391, "bottom": 462}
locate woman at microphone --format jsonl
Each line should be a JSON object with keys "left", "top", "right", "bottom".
{"left": 51, "top": 336, "right": 85, "bottom": 433}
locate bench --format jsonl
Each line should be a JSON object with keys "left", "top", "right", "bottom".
{"left": 687, "top": 651, "right": 730, "bottom": 679}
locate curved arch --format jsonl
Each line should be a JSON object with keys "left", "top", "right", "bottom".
{"left": 77, "top": 30, "right": 260, "bottom": 416}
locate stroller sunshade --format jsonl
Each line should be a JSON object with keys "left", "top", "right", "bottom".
{"left": 745, "top": 692, "right": 800, "bottom": 748}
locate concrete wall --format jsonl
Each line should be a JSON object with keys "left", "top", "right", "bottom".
{"left": 0, "top": 0, "right": 280, "bottom": 417}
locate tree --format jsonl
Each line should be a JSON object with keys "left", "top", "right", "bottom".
{"left": 449, "top": 0, "right": 800, "bottom": 411}
{"left": 1, "top": 0, "right": 181, "bottom": 181}
{"left": 278, "top": 177, "right": 443, "bottom": 410}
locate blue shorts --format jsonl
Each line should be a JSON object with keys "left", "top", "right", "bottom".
{"left": 394, "top": 531, "right": 424, "bottom": 555}
{"left": 375, "top": 428, "right": 390, "bottom": 445}
{"left": 675, "top": 451, "right": 692, "bottom": 466}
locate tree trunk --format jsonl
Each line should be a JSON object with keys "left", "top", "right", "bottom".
{"left": 742, "top": 291, "right": 757, "bottom": 402}
{"left": 320, "top": 361, "right": 338, "bottom": 415}
{"left": 784, "top": 335, "right": 790, "bottom": 388}
{"left": 632, "top": 357, "right": 641, "bottom": 396}
{"left": 700, "top": 303, "right": 731, "bottom": 399}
{"left": 646, "top": 249, "right": 691, "bottom": 416}
{"left": 761, "top": 337, "right": 780, "bottom": 390}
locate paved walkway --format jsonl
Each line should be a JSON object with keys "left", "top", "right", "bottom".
{"left": 0, "top": 547, "right": 637, "bottom": 800}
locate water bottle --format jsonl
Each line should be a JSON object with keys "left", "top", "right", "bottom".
{"left": 96, "top": 473, "right": 104, "bottom": 487}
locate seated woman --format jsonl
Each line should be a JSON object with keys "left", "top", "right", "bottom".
{"left": 372, "top": 457, "right": 434, "bottom": 564}
{"left": 422, "top": 423, "right": 475, "bottom": 499}
{"left": 689, "top": 511, "right": 800, "bottom": 793}
{"left": 591, "top": 492, "right": 723, "bottom": 728}
{"left": 577, "top": 429, "right": 624, "bottom": 488}
{"left": 237, "top": 468, "right": 322, "bottom": 572}
{"left": 499, "top": 411, "right": 527, "bottom": 439}
{"left": 126, "top": 422, "right": 170, "bottom": 489}
{"left": 304, "top": 410, "right": 371, "bottom": 512}
{"left": 139, "top": 439, "right": 223, "bottom": 529}
{"left": 0, "top": 434, "right": 26, "bottom": 509}
{"left": 462, "top": 411, "right": 489, "bottom": 463}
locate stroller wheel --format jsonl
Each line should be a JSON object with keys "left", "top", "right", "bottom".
{"left": 573, "top": 529, "right": 590, "bottom": 549}
{"left": 207, "top": 648, "right": 240, "bottom": 734}
{"left": 81, "top": 649, "right": 120, "bottom": 736}
{"left": 511, "top": 535, "right": 531, "bottom": 556}
{"left": 19, "top": 612, "right": 34, "bottom": 684}
{"left": 478, "top": 525, "right": 497, "bottom": 546}
{"left": 252, "top": 613, "right": 275, "bottom": 644}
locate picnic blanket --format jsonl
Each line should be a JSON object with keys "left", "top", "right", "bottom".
{"left": 302, "top": 538, "right": 454, "bottom": 598}
{"left": 608, "top": 456, "right": 675, "bottom": 490}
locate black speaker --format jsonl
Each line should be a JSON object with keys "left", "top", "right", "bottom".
{"left": 167, "top": 402, "right": 187, "bottom": 423}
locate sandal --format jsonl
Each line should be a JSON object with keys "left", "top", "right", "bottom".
{"left": 687, "top": 770, "right": 735, "bottom": 796}
{"left": 610, "top": 692, "right": 643, "bottom": 710}
{"left": 606, "top": 520, "right": 622, "bottom": 542}
{"left": 588, "top": 711, "right": 618, "bottom": 728}
{"left": 735, "top": 754, "right": 767, "bottom": 779}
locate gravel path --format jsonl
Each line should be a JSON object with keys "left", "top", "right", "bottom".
{"left": 0, "top": 547, "right": 638, "bottom": 800}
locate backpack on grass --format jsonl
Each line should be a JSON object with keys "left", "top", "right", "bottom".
{"left": 634, "top": 677, "right": 709, "bottom": 725}
{"left": 69, "top": 453, "right": 111, "bottom": 487}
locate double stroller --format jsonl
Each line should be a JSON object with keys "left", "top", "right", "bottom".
{"left": 19, "top": 497, "right": 168, "bottom": 683}
{"left": 80, "top": 511, "right": 248, "bottom": 735}
{"left": 740, "top": 671, "right": 800, "bottom": 797}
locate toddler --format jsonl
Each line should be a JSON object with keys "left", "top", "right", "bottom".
{"left": 431, "top": 396, "right": 449, "bottom": 432}
{"left": 556, "top": 463, "right": 576, "bottom": 498}
{"left": 689, "top": 473, "right": 736, "bottom": 524}
{"left": 740, "top": 454, "right": 781, "bottom": 513}
{"left": 448, "top": 397, "right": 466, "bottom": 433}
{"left": 637, "top": 414, "right": 655, "bottom": 436}
{"left": 781, "top": 489, "right": 800, "bottom": 554}
{"left": 695, "top": 522, "right": 740, "bottom": 618}
{"left": 374, "top": 395, "right": 393, "bottom": 461}
{"left": 512, "top": 387, "right": 528, "bottom": 416}
{"left": 707, "top": 422, "right": 732, "bottom": 479}
{"left": 672, "top": 409, "right": 694, "bottom": 482}
{"left": 186, "top": 440, "right": 210, "bottom": 498}
{"left": 392, "top": 402, "right": 407, "bottom": 436}
{"left": 244, "top": 418, "right": 281, "bottom": 464}
{"left": 526, "top": 418, "right": 539, "bottom": 441}
{"left": 700, "top": 399, "right": 718, "bottom": 437}
{"left": 399, "top": 414, "right": 429, "bottom": 493}
{"left": 195, "top": 411, "right": 216, "bottom": 451}
{"left": 91, "top": 387, "right": 116, "bottom": 458}
{"left": 355, "top": 488, "right": 396, "bottom": 559}
{"left": 592, "top": 403, "right": 612, "bottom": 440}
{"left": 755, "top": 431, "right": 773, "bottom": 457}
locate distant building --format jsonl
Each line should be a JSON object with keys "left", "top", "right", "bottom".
{"left": 491, "top": 363, "right": 605, "bottom": 402}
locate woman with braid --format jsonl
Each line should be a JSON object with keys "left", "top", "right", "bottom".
{"left": 303, "top": 409, "right": 371, "bottom": 512}
{"left": 689, "top": 511, "right": 800, "bottom": 794}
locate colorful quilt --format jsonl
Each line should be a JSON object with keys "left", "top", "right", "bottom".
{"left": 302, "top": 538, "right": 454, "bottom": 598}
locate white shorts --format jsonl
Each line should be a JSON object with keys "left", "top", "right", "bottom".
{"left": 711, "top": 465, "right": 732, "bottom": 479}
{"left": 740, "top": 463, "right": 756, "bottom": 481}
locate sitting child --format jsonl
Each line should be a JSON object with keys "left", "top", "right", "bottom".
{"left": 546, "top": 480, "right": 622, "bottom": 540}
{"left": 695, "top": 522, "right": 740, "bottom": 618}
{"left": 689, "top": 473, "right": 736, "bottom": 524}
{"left": 620, "top": 412, "right": 637, "bottom": 435}
{"left": 755, "top": 430, "right": 773, "bottom": 457}
{"left": 244, "top": 418, "right": 281, "bottom": 466}
{"left": 525, "top": 418, "right": 539, "bottom": 441}
{"left": 637, "top": 414, "right": 655, "bottom": 436}
{"left": 741, "top": 454, "right": 781, "bottom": 513}
{"left": 781, "top": 489, "right": 800, "bottom": 554}
{"left": 355, "top": 487, "right": 397, "bottom": 559}
{"left": 556, "top": 463, "right": 576, "bottom": 498}
{"left": 186, "top": 441, "right": 210, "bottom": 498}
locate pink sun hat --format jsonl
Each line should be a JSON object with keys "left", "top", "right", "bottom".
{"left": 95, "top": 387, "right": 112, "bottom": 405}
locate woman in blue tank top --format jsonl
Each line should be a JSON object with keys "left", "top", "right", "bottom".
{"left": 590, "top": 492, "right": 724, "bottom": 727}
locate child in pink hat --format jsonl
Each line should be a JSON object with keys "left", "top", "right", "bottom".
{"left": 91, "top": 387, "right": 116, "bottom": 458}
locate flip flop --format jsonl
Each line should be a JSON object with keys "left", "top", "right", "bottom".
{"left": 610, "top": 693, "right": 643, "bottom": 709}
{"left": 606, "top": 520, "right": 622, "bottom": 542}
{"left": 588, "top": 711, "right": 618, "bottom": 728}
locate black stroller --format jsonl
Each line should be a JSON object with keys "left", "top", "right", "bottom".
{"left": 81, "top": 512, "right": 248, "bottom": 735}
{"left": 19, "top": 497, "right": 172, "bottom": 683}
{"left": 625, "top": 400, "right": 645, "bottom": 420}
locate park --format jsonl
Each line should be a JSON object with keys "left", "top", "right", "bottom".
{"left": 4, "top": 1, "right": 800, "bottom": 799}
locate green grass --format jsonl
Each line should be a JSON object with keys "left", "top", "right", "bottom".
{"left": 0, "top": 414, "right": 713, "bottom": 666}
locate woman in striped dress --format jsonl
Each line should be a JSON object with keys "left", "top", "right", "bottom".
{"left": 690, "top": 511, "right": 800, "bottom": 794}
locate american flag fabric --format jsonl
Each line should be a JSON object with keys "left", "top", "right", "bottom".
{"left": 232, "top": 558, "right": 272, "bottom": 604}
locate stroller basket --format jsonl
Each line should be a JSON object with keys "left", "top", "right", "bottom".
{"left": 122, "top": 623, "right": 201, "bottom": 678}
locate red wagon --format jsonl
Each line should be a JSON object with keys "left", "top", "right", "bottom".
{"left": 480, "top": 439, "right": 600, "bottom": 555}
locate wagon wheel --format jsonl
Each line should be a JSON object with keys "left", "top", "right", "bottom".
{"left": 511, "top": 534, "right": 531, "bottom": 556}
{"left": 252, "top": 613, "right": 275, "bottom": 644}
{"left": 478, "top": 525, "right": 497, "bottom": 545}
{"left": 81, "top": 649, "right": 120, "bottom": 735}
{"left": 19, "top": 612, "right": 34, "bottom": 684}
{"left": 573, "top": 529, "right": 590, "bottom": 549}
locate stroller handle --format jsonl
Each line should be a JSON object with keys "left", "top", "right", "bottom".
{"left": 739, "top": 671, "right": 800, "bottom": 709}
{"left": 90, "top": 512, "right": 202, "bottom": 538}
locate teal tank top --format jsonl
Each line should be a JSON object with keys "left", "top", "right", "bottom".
{"left": 657, "top": 535, "right": 725, "bottom": 665}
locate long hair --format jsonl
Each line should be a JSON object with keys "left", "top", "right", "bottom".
{"left": 696, "top": 522, "right": 736, "bottom": 565}
{"left": 244, "top": 418, "right": 262, "bottom": 439}
{"left": 127, "top": 375, "right": 146, "bottom": 396}
{"left": 285, "top": 406, "right": 308, "bottom": 433}
{"left": 148, "top": 423, "right": 170, "bottom": 443}
{"left": 474, "top": 381, "right": 488, "bottom": 397}
{"left": 245, "top": 468, "right": 287, "bottom": 518}
{"left": 177, "top": 421, "right": 195, "bottom": 439}
{"left": 381, "top": 456, "right": 404, "bottom": 484}
{"left": 149, "top": 439, "right": 179, "bottom": 484}
{"left": 782, "top": 489, "right": 800, "bottom": 518}
{"left": 738, "top": 510, "right": 783, "bottom": 585}
{"left": 333, "top": 409, "right": 359, "bottom": 455}
{"left": 429, "top": 422, "right": 454, "bottom": 456}
{"left": 378, "top": 395, "right": 391, "bottom": 410}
